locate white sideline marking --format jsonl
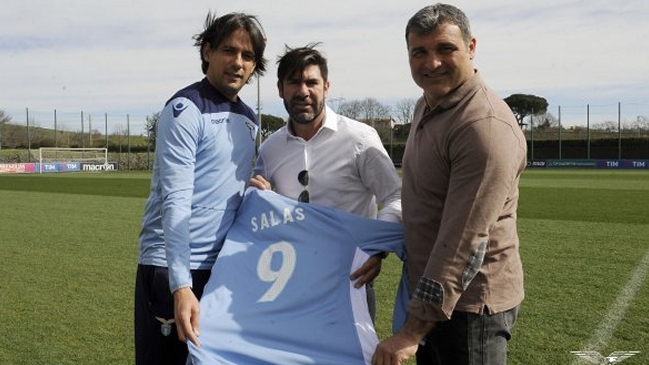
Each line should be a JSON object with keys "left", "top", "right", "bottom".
{"left": 571, "top": 246, "right": 649, "bottom": 364}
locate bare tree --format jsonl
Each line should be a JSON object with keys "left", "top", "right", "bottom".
{"left": 0, "top": 109, "right": 10, "bottom": 125}
{"left": 532, "top": 113, "right": 559, "bottom": 130}
{"left": 394, "top": 98, "right": 416, "bottom": 124}
{"left": 358, "top": 98, "right": 391, "bottom": 122}
{"left": 592, "top": 121, "right": 618, "bottom": 132}
{"left": 338, "top": 98, "right": 391, "bottom": 122}
{"left": 112, "top": 124, "right": 129, "bottom": 152}
{"left": 328, "top": 97, "right": 346, "bottom": 114}
{"left": 112, "top": 124, "right": 128, "bottom": 138}
{"left": 629, "top": 115, "right": 649, "bottom": 132}
{"left": 338, "top": 100, "right": 363, "bottom": 120}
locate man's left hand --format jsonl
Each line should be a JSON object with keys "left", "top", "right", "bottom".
{"left": 350, "top": 253, "right": 383, "bottom": 288}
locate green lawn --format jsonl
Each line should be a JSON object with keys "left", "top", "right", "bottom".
{"left": 1, "top": 170, "right": 648, "bottom": 365}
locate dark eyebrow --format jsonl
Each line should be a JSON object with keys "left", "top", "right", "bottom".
{"left": 409, "top": 45, "right": 426, "bottom": 53}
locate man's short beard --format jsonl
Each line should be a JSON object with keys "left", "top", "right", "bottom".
{"left": 285, "top": 100, "right": 325, "bottom": 125}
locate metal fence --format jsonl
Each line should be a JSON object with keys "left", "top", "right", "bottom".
{"left": 2, "top": 101, "right": 648, "bottom": 160}
{"left": 0, "top": 108, "right": 152, "bottom": 151}
{"left": 526, "top": 102, "right": 649, "bottom": 160}
{"left": 0, "top": 108, "right": 155, "bottom": 170}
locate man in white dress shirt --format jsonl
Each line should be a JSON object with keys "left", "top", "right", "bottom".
{"left": 250, "top": 43, "right": 402, "bottom": 320}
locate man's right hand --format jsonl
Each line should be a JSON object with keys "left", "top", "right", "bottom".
{"left": 249, "top": 175, "right": 272, "bottom": 190}
{"left": 173, "top": 287, "right": 201, "bottom": 347}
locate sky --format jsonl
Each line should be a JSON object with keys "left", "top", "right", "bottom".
{"left": 2, "top": 0, "right": 649, "bottom": 133}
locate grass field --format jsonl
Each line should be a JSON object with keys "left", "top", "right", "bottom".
{"left": 1, "top": 170, "right": 648, "bottom": 365}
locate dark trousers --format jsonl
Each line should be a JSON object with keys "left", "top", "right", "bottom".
{"left": 416, "top": 305, "right": 519, "bottom": 365}
{"left": 366, "top": 281, "right": 376, "bottom": 322}
{"left": 134, "top": 264, "right": 211, "bottom": 365}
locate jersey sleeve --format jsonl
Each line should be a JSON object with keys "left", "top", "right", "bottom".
{"left": 336, "top": 207, "right": 406, "bottom": 261}
{"left": 158, "top": 97, "right": 203, "bottom": 292}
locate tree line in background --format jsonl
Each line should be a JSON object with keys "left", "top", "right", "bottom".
{"left": 144, "top": 97, "right": 419, "bottom": 149}
{"left": 2, "top": 94, "right": 649, "bottom": 163}
{"left": 0, "top": 97, "right": 417, "bottom": 152}
{"left": 505, "top": 94, "right": 649, "bottom": 135}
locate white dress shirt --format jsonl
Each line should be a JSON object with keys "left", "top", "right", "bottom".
{"left": 254, "top": 106, "right": 401, "bottom": 222}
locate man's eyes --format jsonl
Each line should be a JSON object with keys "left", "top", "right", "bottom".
{"left": 220, "top": 47, "right": 255, "bottom": 61}
{"left": 410, "top": 46, "right": 456, "bottom": 57}
{"left": 439, "top": 45, "right": 456, "bottom": 54}
{"left": 287, "top": 79, "right": 319, "bottom": 86}
{"left": 410, "top": 49, "right": 426, "bottom": 57}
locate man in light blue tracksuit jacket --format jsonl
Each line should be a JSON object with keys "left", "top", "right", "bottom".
{"left": 134, "top": 11, "right": 267, "bottom": 365}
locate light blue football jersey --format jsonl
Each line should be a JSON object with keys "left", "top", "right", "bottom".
{"left": 138, "top": 78, "right": 259, "bottom": 292}
{"left": 188, "top": 189, "right": 406, "bottom": 365}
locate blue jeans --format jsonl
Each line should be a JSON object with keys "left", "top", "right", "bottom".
{"left": 416, "top": 305, "right": 519, "bottom": 365}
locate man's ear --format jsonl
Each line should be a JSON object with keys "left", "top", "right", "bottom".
{"left": 468, "top": 37, "right": 476, "bottom": 60}
{"left": 323, "top": 80, "right": 330, "bottom": 98}
{"left": 245, "top": 65, "right": 257, "bottom": 84}
{"left": 201, "top": 43, "right": 211, "bottom": 62}
{"left": 277, "top": 80, "right": 284, "bottom": 98}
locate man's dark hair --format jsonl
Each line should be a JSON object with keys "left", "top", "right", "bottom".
{"left": 405, "top": 3, "right": 472, "bottom": 46}
{"left": 276, "top": 42, "right": 328, "bottom": 82}
{"left": 193, "top": 11, "right": 268, "bottom": 79}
